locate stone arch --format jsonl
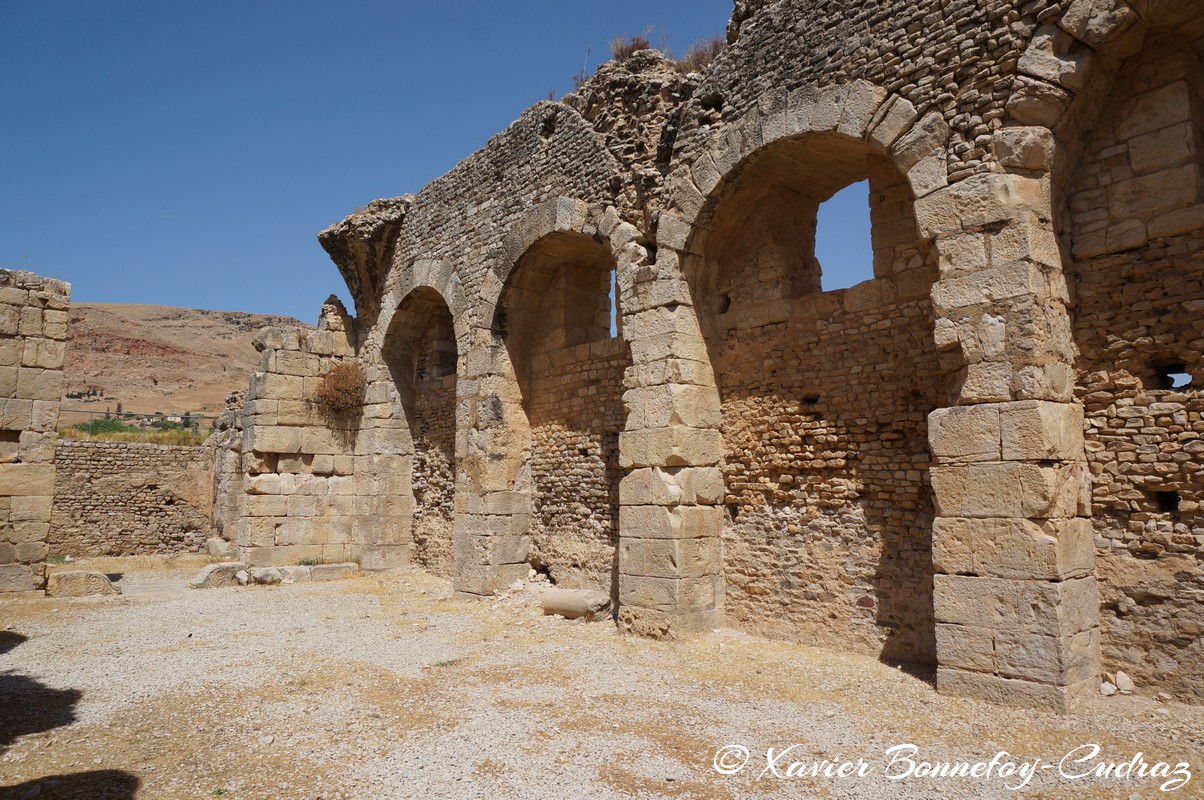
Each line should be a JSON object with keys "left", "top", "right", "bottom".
{"left": 355, "top": 262, "right": 471, "bottom": 579}
{"left": 380, "top": 286, "right": 460, "bottom": 577}
{"left": 486, "top": 197, "right": 637, "bottom": 596}
{"left": 653, "top": 81, "right": 947, "bottom": 665}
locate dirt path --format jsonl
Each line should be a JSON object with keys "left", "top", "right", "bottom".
{"left": 1, "top": 563, "right": 1200, "bottom": 799}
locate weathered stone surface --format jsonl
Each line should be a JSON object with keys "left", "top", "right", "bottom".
{"left": 542, "top": 587, "right": 612, "bottom": 621}
{"left": 188, "top": 562, "right": 247, "bottom": 589}
{"left": 45, "top": 570, "right": 121, "bottom": 597}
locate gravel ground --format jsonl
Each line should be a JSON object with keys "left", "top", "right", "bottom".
{"left": 1, "top": 558, "right": 1200, "bottom": 800}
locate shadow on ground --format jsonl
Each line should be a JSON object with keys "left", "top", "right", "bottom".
{"left": 0, "top": 633, "right": 140, "bottom": 799}
{"left": 0, "top": 771, "right": 140, "bottom": 800}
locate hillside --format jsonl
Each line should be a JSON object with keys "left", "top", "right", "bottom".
{"left": 61, "top": 303, "right": 310, "bottom": 425}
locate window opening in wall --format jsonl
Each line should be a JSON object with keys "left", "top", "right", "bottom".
{"left": 817, "top": 180, "right": 873, "bottom": 292}
{"left": 610, "top": 269, "right": 619, "bottom": 338}
{"left": 1156, "top": 362, "right": 1193, "bottom": 389}
{"left": 1154, "top": 490, "right": 1180, "bottom": 515}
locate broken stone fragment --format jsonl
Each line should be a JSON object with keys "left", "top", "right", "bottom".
{"left": 45, "top": 570, "right": 121, "bottom": 597}
{"left": 542, "top": 588, "right": 612, "bottom": 621}
{"left": 188, "top": 562, "right": 247, "bottom": 589}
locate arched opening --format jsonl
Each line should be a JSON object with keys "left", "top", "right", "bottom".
{"left": 497, "top": 231, "right": 630, "bottom": 594}
{"left": 1060, "top": 15, "right": 1204, "bottom": 701}
{"left": 686, "top": 131, "right": 942, "bottom": 667}
{"left": 382, "top": 287, "right": 457, "bottom": 578}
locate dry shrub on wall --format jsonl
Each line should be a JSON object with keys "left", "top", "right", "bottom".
{"left": 610, "top": 34, "right": 652, "bottom": 62}
{"left": 314, "top": 361, "right": 367, "bottom": 417}
{"left": 676, "top": 37, "right": 726, "bottom": 74}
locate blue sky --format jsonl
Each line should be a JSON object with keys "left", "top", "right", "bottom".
{"left": 2, "top": 1, "right": 871, "bottom": 323}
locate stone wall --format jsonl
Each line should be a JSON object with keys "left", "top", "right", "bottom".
{"left": 49, "top": 440, "right": 214, "bottom": 556}
{"left": 526, "top": 337, "right": 630, "bottom": 593}
{"left": 226, "top": 0, "right": 1204, "bottom": 712}
{"left": 0, "top": 270, "right": 67, "bottom": 594}
{"left": 1064, "top": 19, "right": 1204, "bottom": 701}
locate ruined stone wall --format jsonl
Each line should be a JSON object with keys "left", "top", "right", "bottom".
{"left": 1065, "top": 21, "right": 1204, "bottom": 701}
{"left": 49, "top": 440, "right": 213, "bottom": 556}
{"left": 236, "top": 302, "right": 378, "bottom": 568}
{"left": 410, "top": 373, "right": 455, "bottom": 577}
{"left": 526, "top": 338, "right": 630, "bottom": 592}
{"left": 0, "top": 270, "right": 67, "bottom": 594}
{"left": 716, "top": 281, "right": 943, "bottom": 663}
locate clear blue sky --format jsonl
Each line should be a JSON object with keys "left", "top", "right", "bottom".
{"left": 2, "top": 1, "right": 872, "bottom": 323}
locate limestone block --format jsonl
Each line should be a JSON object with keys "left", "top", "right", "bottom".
{"left": 0, "top": 306, "right": 17, "bottom": 336}
{"left": 619, "top": 466, "right": 725, "bottom": 507}
{"left": 689, "top": 151, "right": 723, "bottom": 198}
{"left": 906, "top": 152, "right": 948, "bottom": 198}
{"left": 933, "top": 574, "right": 1098, "bottom": 636}
{"left": 188, "top": 562, "right": 247, "bottom": 589}
{"left": 1147, "top": 204, "right": 1204, "bottom": 238}
{"left": 15, "top": 541, "right": 48, "bottom": 563}
{"left": 0, "top": 399, "right": 33, "bottom": 430}
{"left": 0, "top": 464, "right": 54, "bottom": 497}
{"left": 10, "top": 495, "right": 52, "bottom": 522}
{"left": 1018, "top": 462, "right": 1090, "bottom": 519}
{"left": 892, "top": 112, "right": 950, "bottom": 171}
{"left": 999, "top": 401, "right": 1084, "bottom": 461}
{"left": 254, "top": 327, "right": 302, "bottom": 352}
{"left": 937, "top": 666, "right": 1096, "bottom": 713}
{"left": 15, "top": 369, "right": 61, "bottom": 402}
{"left": 931, "top": 263, "right": 1044, "bottom": 314}
{"left": 618, "top": 504, "right": 722, "bottom": 541}
{"left": 618, "top": 426, "right": 723, "bottom": 469}
{"left": 836, "top": 80, "right": 887, "bottom": 138}
{"left": 935, "top": 623, "right": 997, "bottom": 673}
{"left": 17, "top": 307, "right": 42, "bottom": 336}
{"left": 809, "top": 83, "right": 849, "bottom": 132}
{"left": 249, "top": 372, "right": 304, "bottom": 402}
{"left": 246, "top": 474, "right": 282, "bottom": 495}
{"left": 994, "top": 627, "right": 1099, "bottom": 685}
{"left": 0, "top": 563, "right": 40, "bottom": 592}
{"left": 624, "top": 384, "right": 721, "bottom": 429}
{"left": 656, "top": 213, "right": 694, "bottom": 253}
{"left": 620, "top": 535, "right": 721, "bottom": 579}
{"left": 247, "top": 495, "right": 288, "bottom": 517}
{"left": 250, "top": 567, "right": 283, "bottom": 585}
{"left": 46, "top": 571, "right": 121, "bottom": 597}
{"left": 617, "top": 574, "right": 678, "bottom": 612}
{"left": 1129, "top": 122, "right": 1195, "bottom": 176}
{"left": 868, "top": 95, "right": 919, "bottom": 149}
{"left": 7, "top": 522, "right": 49, "bottom": 544}
{"left": 308, "top": 561, "right": 358, "bottom": 580}
{"left": 455, "top": 533, "right": 529, "bottom": 567}
{"left": 1005, "top": 76, "right": 1072, "bottom": 127}
{"left": 914, "top": 173, "right": 1046, "bottom": 239}
{"left": 1017, "top": 26, "right": 1092, "bottom": 91}
{"left": 623, "top": 304, "right": 702, "bottom": 340}
{"left": 244, "top": 425, "right": 302, "bottom": 455}
{"left": 931, "top": 463, "right": 1023, "bottom": 518}
{"left": 993, "top": 126, "right": 1054, "bottom": 171}
{"left": 1109, "top": 163, "right": 1199, "bottom": 219}
{"left": 932, "top": 517, "right": 1094, "bottom": 580}
{"left": 1060, "top": 0, "right": 1138, "bottom": 47}
{"left": 30, "top": 400, "right": 59, "bottom": 432}
{"left": 928, "top": 405, "right": 1002, "bottom": 463}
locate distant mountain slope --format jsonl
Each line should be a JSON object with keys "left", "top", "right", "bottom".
{"left": 61, "top": 303, "right": 310, "bottom": 422}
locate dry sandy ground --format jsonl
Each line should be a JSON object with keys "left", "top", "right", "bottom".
{"left": 0, "top": 559, "right": 1200, "bottom": 800}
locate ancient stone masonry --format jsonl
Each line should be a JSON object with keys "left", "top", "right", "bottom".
{"left": 224, "top": 0, "right": 1204, "bottom": 712}
{"left": 0, "top": 270, "right": 67, "bottom": 595}
{"left": 49, "top": 440, "right": 215, "bottom": 557}
{"left": 1060, "top": 9, "right": 1204, "bottom": 702}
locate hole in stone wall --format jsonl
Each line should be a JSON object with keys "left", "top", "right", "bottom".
{"left": 0, "top": 429, "right": 20, "bottom": 464}
{"left": 802, "top": 395, "right": 820, "bottom": 405}
{"left": 718, "top": 294, "right": 731, "bottom": 314}
{"left": 817, "top": 180, "right": 873, "bottom": 292}
{"left": 540, "top": 110, "right": 558, "bottom": 140}
{"left": 1154, "top": 490, "right": 1181, "bottom": 515}
{"left": 1152, "top": 361, "right": 1192, "bottom": 389}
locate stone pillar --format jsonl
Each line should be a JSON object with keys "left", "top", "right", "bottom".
{"left": 918, "top": 171, "right": 1100, "bottom": 711}
{"left": 615, "top": 226, "right": 725, "bottom": 637}
{"left": 0, "top": 270, "right": 68, "bottom": 595}
{"left": 452, "top": 326, "right": 531, "bottom": 595}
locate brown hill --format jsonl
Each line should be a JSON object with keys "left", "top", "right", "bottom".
{"left": 61, "top": 303, "right": 310, "bottom": 425}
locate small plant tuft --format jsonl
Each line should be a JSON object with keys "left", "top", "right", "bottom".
{"left": 297, "top": 557, "right": 324, "bottom": 567}
{"left": 675, "top": 36, "right": 726, "bottom": 74}
{"left": 609, "top": 34, "right": 652, "bottom": 62}
{"left": 313, "top": 362, "right": 366, "bottom": 416}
